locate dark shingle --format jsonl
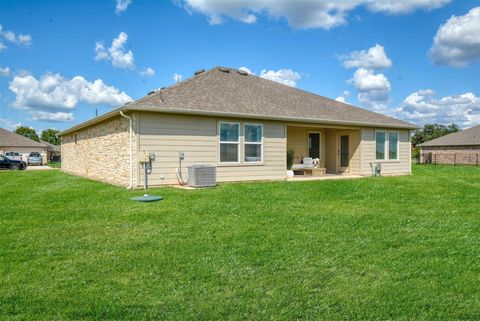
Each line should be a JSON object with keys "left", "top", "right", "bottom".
{"left": 128, "top": 67, "right": 416, "bottom": 129}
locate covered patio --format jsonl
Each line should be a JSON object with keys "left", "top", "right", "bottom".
{"left": 286, "top": 124, "right": 362, "bottom": 177}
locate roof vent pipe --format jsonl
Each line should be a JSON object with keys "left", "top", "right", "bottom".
{"left": 194, "top": 69, "right": 205, "bottom": 76}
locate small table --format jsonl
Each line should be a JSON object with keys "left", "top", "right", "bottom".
{"left": 293, "top": 167, "right": 326, "bottom": 176}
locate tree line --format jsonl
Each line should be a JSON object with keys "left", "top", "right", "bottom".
{"left": 13, "top": 126, "right": 60, "bottom": 145}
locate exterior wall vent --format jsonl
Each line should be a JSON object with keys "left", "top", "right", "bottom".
{"left": 188, "top": 165, "right": 217, "bottom": 187}
{"left": 194, "top": 69, "right": 205, "bottom": 76}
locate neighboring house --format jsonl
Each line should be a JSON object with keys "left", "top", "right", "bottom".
{"left": 59, "top": 67, "right": 416, "bottom": 188}
{"left": 0, "top": 128, "right": 48, "bottom": 163}
{"left": 419, "top": 125, "right": 480, "bottom": 165}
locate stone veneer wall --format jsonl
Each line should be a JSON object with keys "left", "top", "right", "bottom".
{"left": 61, "top": 115, "right": 135, "bottom": 186}
{"left": 420, "top": 145, "right": 480, "bottom": 165}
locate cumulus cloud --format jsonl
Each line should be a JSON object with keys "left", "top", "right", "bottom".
{"left": 8, "top": 72, "right": 132, "bottom": 122}
{"left": 340, "top": 44, "right": 392, "bottom": 69}
{"left": 30, "top": 111, "right": 74, "bottom": 122}
{"left": 429, "top": 7, "right": 480, "bottom": 67}
{"left": 0, "top": 24, "right": 32, "bottom": 48}
{"left": 173, "top": 73, "right": 183, "bottom": 83}
{"left": 348, "top": 68, "right": 391, "bottom": 110}
{"left": 0, "top": 66, "right": 10, "bottom": 77}
{"left": 139, "top": 67, "right": 155, "bottom": 77}
{"left": 95, "top": 32, "right": 136, "bottom": 70}
{"left": 0, "top": 118, "right": 22, "bottom": 131}
{"left": 395, "top": 89, "right": 480, "bottom": 127}
{"left": 115, "top": 0, "right": 132, "bottom": 14}
{"left": 259, "top": 69, "right": 301, "bottom": 87}
{"left": 180, "top": 0, "right": 450, "bottom": 29}
{"left": 236, "top": 67, "right": 301, "bottom": 87}
{"left": 366, "top": 0, "right": 451, "bottom": 15}
{"left": 335, "top": 90, "right": 350, "bottom": 103}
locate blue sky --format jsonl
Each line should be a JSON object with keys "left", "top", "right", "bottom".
{"left": 0, "top": 0, "right": 479, "bottom": 132}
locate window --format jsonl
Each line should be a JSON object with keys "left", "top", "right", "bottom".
{"left": 308, "top": 132, "right": 321, "bottom": 159}
{"left": 389, "top": 132, "right": 399, "bottom": 160}
{"left": 376, "top": 131, "right": 386, "bottom": 160}
{"left": 244, "top": 124, "right": 263, "bottom": 162}
{"left": 376, "top": 130, "right": 399, "bottom": 160}
{"left": 219, "top": 122, "right": 239, "bottom": 162}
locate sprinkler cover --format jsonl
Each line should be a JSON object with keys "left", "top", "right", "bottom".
{"left": 131, "top": 194, "right": 164, "bottom": 202}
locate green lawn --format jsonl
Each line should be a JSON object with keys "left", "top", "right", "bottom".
{"left": 1, "top": 166, "right": 479, "bottom": 320}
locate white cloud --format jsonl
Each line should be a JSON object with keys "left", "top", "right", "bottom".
{"left": 0, "top": 42, "right": 6, "bottom": 51}
{"left": 180, "top": 0, "right": 449, "bottom": 29}
{"left": 0, "top": 24, "right": 32, "bottom": 47}
{"left": 0, "top": 66, "right": 10, "bottom": 77}
{"left": 173, "top": 73, "right": 183, "bottom": 83}
{"left": 395, "top": 89, "right": 480, "bottom": 127}
{"left": 429, "top": 7, "right": 480, "bottom": 67}
{"left": 139, "top": 67, "right": 155, "bottom": 77}
{"left": 349, "top": 68, "right": 391, "bottom": 110}
{"left": 238, "top": 66, "right": 254, "bottom": 74}
{"left": 95, "top": 32, "right": 136, "bottom": 70}
{"left": 259, "top": 68, "right": 301, "bottom": 87}
{"left": 340, "top": 44, "right": 392, "bottom": 69}
{"left": 366, "top": 0, "right": 451, "bottom": 15}
{"left": 115, "top": 0, "right": 132, "bottom": 14}
{"left": 335, "top": 90, "right": 350, "bottom": 103}
{"left": 30, "top": 111, "right": 74, "bottom": 122}
{"left": 9, "top": 72, "right": 132, "bottom": 122}
{"left": 0, "top": 118, "right": 21, "bottom": 131}
{"left": 236, "top": 67, "right": 301, "bottom": 87}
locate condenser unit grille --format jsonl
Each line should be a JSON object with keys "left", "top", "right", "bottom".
{"left": 187, "top": 165, "right": 217, "bottom": 187}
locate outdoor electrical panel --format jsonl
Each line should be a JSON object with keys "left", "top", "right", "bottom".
{"left": 140, "top": 150, "right": 152, "bottom": 163}
{"left": 179, "top": 152, "right": 185, "bottom": 160}
{"left": 149, "top": 152, "right": 155, "bottom": 162}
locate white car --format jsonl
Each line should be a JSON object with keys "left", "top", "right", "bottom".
{"left": 4, "top": 151, "right": 22, "bottom": 161}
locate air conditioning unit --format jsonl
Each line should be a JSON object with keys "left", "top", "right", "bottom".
{"left": 188, "top": 165, "right": 217, "bottom": 187}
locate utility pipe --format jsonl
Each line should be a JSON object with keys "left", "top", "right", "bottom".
{"left": 120, "top": 111, "right": 133, "bottom": 189}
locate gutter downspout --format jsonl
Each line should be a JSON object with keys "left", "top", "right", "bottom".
{"left": 120, "top": 111, "right": 133, "bottom": 189}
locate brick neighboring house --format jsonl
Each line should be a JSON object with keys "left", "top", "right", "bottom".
{"left": 419, "top": 125, "right": 480, "bottom": 165}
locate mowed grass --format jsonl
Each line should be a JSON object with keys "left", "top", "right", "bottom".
{"left": 1, "top": 166, "right": 479, "bottom": 320}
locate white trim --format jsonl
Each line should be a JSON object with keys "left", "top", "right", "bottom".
{"left": 219, "top": 122, "right": 240, "bottom": 164}
{"left": 307, "top": 131, "right": 321, "bottom": 160}
{"left": 244, "top": 123, "right": 264, "bottom": 163}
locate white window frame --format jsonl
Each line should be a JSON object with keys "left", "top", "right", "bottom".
{"left": 244, "top": 123, "right": 264, "bottom": 163}
{"left": 375, "top": 130, "right": 387, "bottom": 161}
{"left": 307, "top": 131, "right": 321, "bottom": 160}
{"left": 219, "top": 122, "right": 240, "bottom": 164}
{"left": 388, "top": 131, "right": 400, "bottom": 161}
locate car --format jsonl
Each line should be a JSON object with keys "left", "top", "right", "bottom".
{"left": 27, "top": 152, "right": 43, "bottom": 166}
{"left": 0, "top": 155, "right": 27, "bottom": 170}
{"left": 4, "top": 151, "right": 22, "bottom": 161}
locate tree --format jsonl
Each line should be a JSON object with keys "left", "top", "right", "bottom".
{"left": 14, "top": 126, "right": 39, "bottom": 142}
{"left": 412, "top": 123, "right": 460, "bottom": 146}
{"left": 40, "top": 129, "right": 61, "bottom": 145}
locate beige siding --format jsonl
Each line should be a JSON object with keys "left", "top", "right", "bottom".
{"left": 61, "top": 116, "right": 133, "bottom": 186}
{"left": 360, "top": 128, "right": 411, "bottom": 175}
{"left": 137, "top": 112, "right": 286, "bottom": 186}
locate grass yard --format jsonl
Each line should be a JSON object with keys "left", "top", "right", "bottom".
{"left": 1, "top": 165, "right": 479, "bottom": 320}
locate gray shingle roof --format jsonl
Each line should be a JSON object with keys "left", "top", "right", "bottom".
{"left": 128, "top": 67, "right": 416, "bottom": 129}
{"left": 0, "top": 128, "right": 47, "bottom": 148}
{"left": 419, "top": 125, "right": 480, "bottom": 147}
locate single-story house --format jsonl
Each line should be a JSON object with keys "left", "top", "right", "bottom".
{"left": 0, "top": 127, "right": 48, "bottom": 163}
{"left": 40, "top": 140, "right": 61, "bottom": 162}
{"left": 59, "top": 67, "right": 416, "bottom": 188}
{"left": 419, "top": 125, "right": 480, "bottom": 165}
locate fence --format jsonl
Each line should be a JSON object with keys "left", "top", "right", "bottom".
{"left": 418, "top": 152, "right": 480, "bottom": 166}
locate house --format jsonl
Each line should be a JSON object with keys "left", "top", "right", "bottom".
{"left": 419, "top": 125, "right": 480, "bottom": 165}
{"left": 0, "top": 127, "right": 48, "bottom": 163}
{"left": 40, "top": 140, "right": 61, "bottom": 162}
{"left": 59, "top": 67, "right": 416, "bottom": 188}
